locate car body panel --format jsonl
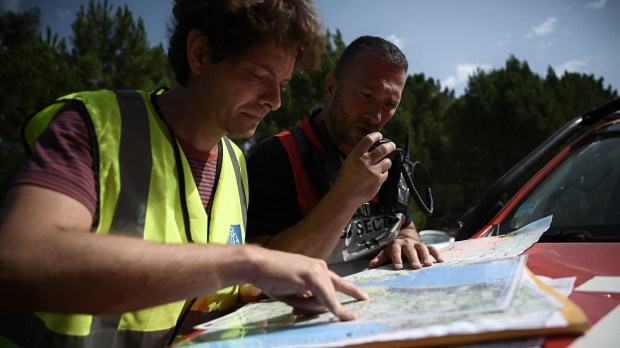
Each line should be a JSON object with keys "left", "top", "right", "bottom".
{"left": 472, "top": 117, "right": 620, "bottom": 241}
{"left": 524, "top": 243, "right": 620, "bottom": 347}
{"left": 463, "top": 109, "right": 620, "bottom": 347}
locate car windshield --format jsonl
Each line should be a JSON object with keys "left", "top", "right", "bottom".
{"left": 498, "top": 122, "right": 620, "bottom": 242}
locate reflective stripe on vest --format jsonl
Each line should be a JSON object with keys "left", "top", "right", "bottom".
{"left": 110, "top": 89, "right": 151, "bottom": 236}
{"left": 223, "top": 137, "right": 248, "bottom": 230}
{"left": 3, "top": 89, "right": 248, "bottom": 347}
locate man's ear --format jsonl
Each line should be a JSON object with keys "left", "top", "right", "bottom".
{"left": 187, "top": 29, "right": 209, "bottom": 75}
{"left": 324, "top": 72, "right": 338, "bottom": 104}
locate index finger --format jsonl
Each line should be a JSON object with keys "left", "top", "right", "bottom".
{"left": 428, "top": 245, "right": 445, "bottom": 263}
{"left": 330, "top": 271, "right": 369, "bottom": 301}
{"left": 311, "top": 272, "right": 368, "bottom": 321}
{"left": 349, "top": 132, "right": 383, "bottom": 157}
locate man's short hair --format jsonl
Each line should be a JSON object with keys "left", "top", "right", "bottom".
{"left": 334, "top": 35, "right": 408, "bottom": 79}
{"left": 168, "top": 0, "right": 325, "bottom": 86}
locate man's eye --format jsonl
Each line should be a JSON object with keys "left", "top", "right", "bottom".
{"left": 385, "top": 102, "right": 398, "bottom": 110}
{"left": 251, "top": 73, "right": 266, "bottom": 81}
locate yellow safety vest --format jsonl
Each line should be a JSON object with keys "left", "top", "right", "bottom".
{"left": 0, "top": 89, "right": 248, "bottom": 347}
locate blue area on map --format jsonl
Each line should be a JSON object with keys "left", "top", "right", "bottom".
{"left": 352, "top": 261, "right": 517, "bottom": 288}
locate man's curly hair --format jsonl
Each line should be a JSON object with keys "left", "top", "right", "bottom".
{"left": 167, "top": 0, "right": 325, "bottom": 86}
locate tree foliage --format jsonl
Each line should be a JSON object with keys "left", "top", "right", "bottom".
{"left": 0, "top": 1, "right": 618, "bottom": 232}
{"left": 0, "top": 8, "right": 77, "bottom": 196}
{"left": 438, "top": 56, "right": 618, "bottom": 231}
{"left": 0, "top": 0, "right": 173, "bottom": 200}
{"left": 70, "top": 0, "right": 171, "bottom": 89}
{"left": 398, "top": 74, "right": 455, "bottom": 227}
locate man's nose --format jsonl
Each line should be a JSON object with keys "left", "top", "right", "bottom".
{"left": 261, "top": 82, "right": 282, "bottom": 111}
{"left": 367, "top": 102, "right": 383, "bottom": 124}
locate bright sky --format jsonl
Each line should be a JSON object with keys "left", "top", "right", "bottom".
{"left": 4, "top": 0, "right": 619, "bottom": 96}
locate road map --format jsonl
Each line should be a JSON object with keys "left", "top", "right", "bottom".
{"left": 175, "top": 216, "right": 571, "bottom": 348}
{"left": 438, "top": 215, "right": 552, "bottom": 261}
{"left": 176, "top": 258, "right": 565, "bottom": 348}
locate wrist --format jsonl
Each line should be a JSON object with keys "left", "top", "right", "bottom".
{"left": 397, "top": 229, "right": 420, "bottom": 242}
{"left": 323, "top": 185, "right": 363, "bottom": 213}
{"left": 235, "top": 244, "right": 267, "bottom": 285}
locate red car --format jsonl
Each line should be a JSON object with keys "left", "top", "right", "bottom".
{"left": 455, "top": 98, "right": 620, "bottom": 347}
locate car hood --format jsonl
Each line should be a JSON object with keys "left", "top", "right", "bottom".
{"left": 524, "top": 242, "right": 620, "bottom": 333}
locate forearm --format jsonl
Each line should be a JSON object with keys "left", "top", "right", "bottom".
{"left": 0, "top": 186, "right": 263, "bottom": 313}
{"left": 263, "top": 187, "right": 360, "bottom": 259}
{"left": 1, "top": 220, "right": 369, "bottom": 322}
{"left": 0, "top": 228, "right": 258, "bottom": 313}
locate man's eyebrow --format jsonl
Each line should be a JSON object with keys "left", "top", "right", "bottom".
{"left": 250, "top": 62, "right": 275, "bottom": 76}
{"left": 254, "top": 62, "right": 291, "bottom": 80}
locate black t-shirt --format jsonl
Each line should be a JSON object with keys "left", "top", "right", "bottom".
{"left": 246, "top": 130, "right": 413, "bottom": 241}
{"left": 246, "top": 136, "right": 305, "bottom": 239}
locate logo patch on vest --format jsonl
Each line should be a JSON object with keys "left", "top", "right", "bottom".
{"left": 227, "top": 224, "right": 242, "bottom": 245}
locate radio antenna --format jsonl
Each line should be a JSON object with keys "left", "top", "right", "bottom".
{"left": 404, "top": 133, "right": 410, "bottom": 159}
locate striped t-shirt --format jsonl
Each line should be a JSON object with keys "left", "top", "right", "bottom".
{"left": 12, "top": 108, "right": 218, "bottom": 216}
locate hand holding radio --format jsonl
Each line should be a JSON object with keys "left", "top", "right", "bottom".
{"left": 327, "top": 133, "right": 394, "bottom": 208}
{"left": 306, "top": 129, "right": 433, "bottom": 217}
{"left": 368, "top": 138, "right": 398, "bottom": 165}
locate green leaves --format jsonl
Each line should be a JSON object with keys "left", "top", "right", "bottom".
{"left": 0, "top": 0, "right": 173, "bottom": 201}
{"left": 70, "top": 0, "right": 172, "bottom": 90}
{"left": 438, "top": 56, "right": 618, "bottom": 231}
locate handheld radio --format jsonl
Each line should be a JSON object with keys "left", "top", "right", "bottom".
{"left": 370, "top": 134, "right": 434, "bottom": 217}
